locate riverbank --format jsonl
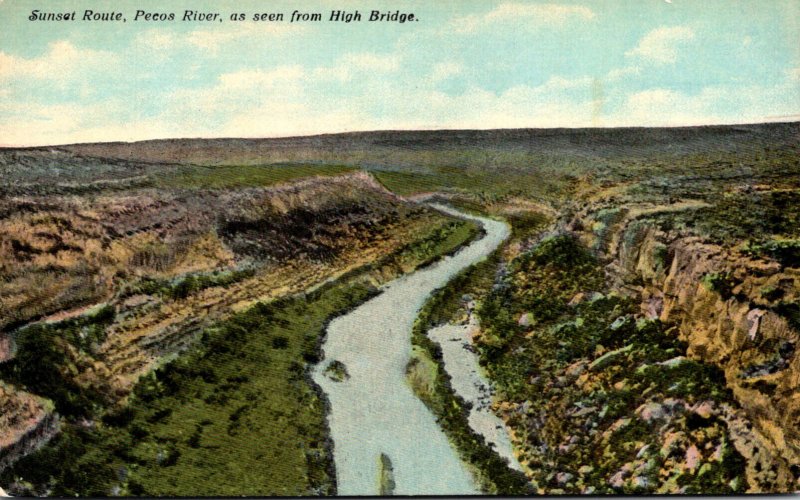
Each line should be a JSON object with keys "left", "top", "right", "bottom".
{"left": 315, "top": 206, "right": 519, "bottom": 495}
{"left": 402, "top": 199, "right": 555, "bottom": 495}
{"left": 0, "top": 213, "right": 480, "bottom": 496}
{"left": 407, "top": 251, "right": 534, "bottom": 495}
{"left": 427, "top": 314, "right": 523, "bottom": 473}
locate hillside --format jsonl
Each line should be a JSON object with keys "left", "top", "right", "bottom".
{"left": 0, "top": 148, "right": 482, "bottom": 494}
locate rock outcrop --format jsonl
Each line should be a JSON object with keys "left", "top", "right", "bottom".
{"left": 574, "top": 204, "right": 800, "bottom": 491}
{"left": 0, "top": 383, "right": 59, "bottom": 473}
{"left": 0, "top": 167, "right": 466, "bottom": 477}
{"left": 0, "top": 334, "right": 11, "bottom": 364}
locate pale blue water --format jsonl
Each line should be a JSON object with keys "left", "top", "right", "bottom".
{"left": 428, "top": 320, "right": 523, "bottom": 472}
{"left": 313, "top": 206, "right": 509, "bottom": 496}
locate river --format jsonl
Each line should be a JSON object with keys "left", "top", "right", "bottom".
{"left": 312, "top": 205, "right": 510, "bottom": 495}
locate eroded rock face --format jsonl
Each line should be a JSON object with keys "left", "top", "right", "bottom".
{"left": 0, "top": 383, "right": 59, "bottom": 473}
{"left": 0, "top": 170, "right": 461, "bottom": 474}
{"left": 578, "top": 206, "right": 800, "bottom": 491}
{"left": 0, "top": 171, "right": 403, "bottom": 334}
{"left": 0, "top": 171, "right": 436, "bottom": 382}
{"left": 0, "top": 334, "right": 11, "bottom": 363}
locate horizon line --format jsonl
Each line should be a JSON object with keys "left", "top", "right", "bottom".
{"left": 1, "top": 119, "right": 799, "bottom": 149}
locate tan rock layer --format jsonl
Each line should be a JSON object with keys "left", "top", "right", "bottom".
{"left": 0, "top": 383, "right": 59, "bottom": 472}
{"left": 575, "top": 204, "right": 800, "bottom": 491}
{"left": 1, "top": 171, "right": 450, "bottom": 467}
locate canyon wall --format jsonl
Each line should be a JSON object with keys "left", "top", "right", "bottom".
{"left": 574, "top": 205, "right": 799, "bottom": 491}
{"left": 0, "top": 383, "right": 59, "bottom": 472}
{"left": 0, "top": 168, "right": 461, "bottom": 474}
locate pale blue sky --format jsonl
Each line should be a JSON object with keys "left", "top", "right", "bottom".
{"left": 1, "top": 0, "right": 798, "bottom": 145}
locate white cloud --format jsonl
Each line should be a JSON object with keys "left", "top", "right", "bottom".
{"left": 185, "top": 23, "right": 308, "bottom": 53}
{"left": 164, "top": 65, "right": 306, "bottom": 119}
{"left": 221, "top": 102, "right": 365, "bottom": 138}
{"left": 606, "top": 65, "right": 641, "bottom": 81}
{"left": 0, "top": 41, "right": 117, "bottom": 82}
{"left": 347, "top": 75, "right": 599, "bottom": 131}
{"left": 0, "top": 66, "right": 600, "bottom": 145}
{"left": 314, "top": 52, "right": 401, "bottom": 82}
{"left": 625, "top": 26, "right": 695, "bottom": 64}
{"left": 611, "top": 76, "right": 800, "bottom": 126}
{"left": 621, "top": 89, "right": 691, "bottom": 123}
{"left": 536, "top": 75, "right": 593, "bottom": 91}
{"left": 217, "top": 66, "right": 305, "bottom": 90}
{"left": 430, "top": 61, "right": 463, "bottom": 83}
{"left": 4, "top": 73, "right": 798, "bottom": 146}
{"left": 313, "top": 65, "right": 351, "bottom": 82}
{"left": 341, "top": 52, "right": 400, "bottom": 72}
{"left": 134, "top": 30, "right": 178, "bottom": 51}
{"left": 131, "top": 23, "right": 308, "bottom": 56}
{"left": 454, "top": 3, "right": 595, "bottom": 34}
{"left": 0, "top": 100, "right": 134, "bottom": 145}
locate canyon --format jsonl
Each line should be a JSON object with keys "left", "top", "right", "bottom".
{"left": 0, "top": 122, "right": 797, "bottom": 495}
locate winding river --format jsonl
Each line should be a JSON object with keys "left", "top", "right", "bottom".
{"left": 313, "top": 205, "right": 510, "bottom": 495}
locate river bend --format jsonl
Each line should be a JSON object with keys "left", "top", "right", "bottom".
{"left": 313, "top": 206, "right": 510, "bottom": 495}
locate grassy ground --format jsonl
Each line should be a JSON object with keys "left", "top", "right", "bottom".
{"left": 0, "top": 216, "right": 480, "bottom": 497}
{"left": 3, "top": 285, "right": 370, "bottom": 496}
{"left": 371, "top": 167, "right": 570, "bottom": 202}
{"left": 473, "top": 234, "right": 748, "bottom": 494}
{"left": 154, "top": 164, "right": 356, "bottom": 190}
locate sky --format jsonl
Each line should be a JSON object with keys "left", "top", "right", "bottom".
{"left": 1, "top": 0, "right": 799, "bottom": 146}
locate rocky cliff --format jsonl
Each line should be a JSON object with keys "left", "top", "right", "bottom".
{"left": 0, "top": 164, "right": 467, "bottom": 475}
{"left": 0, "top": 383, "right": 59, "bottom": 472}
{"left": 573, "top": 202, "right": 799, "bottom": 491}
